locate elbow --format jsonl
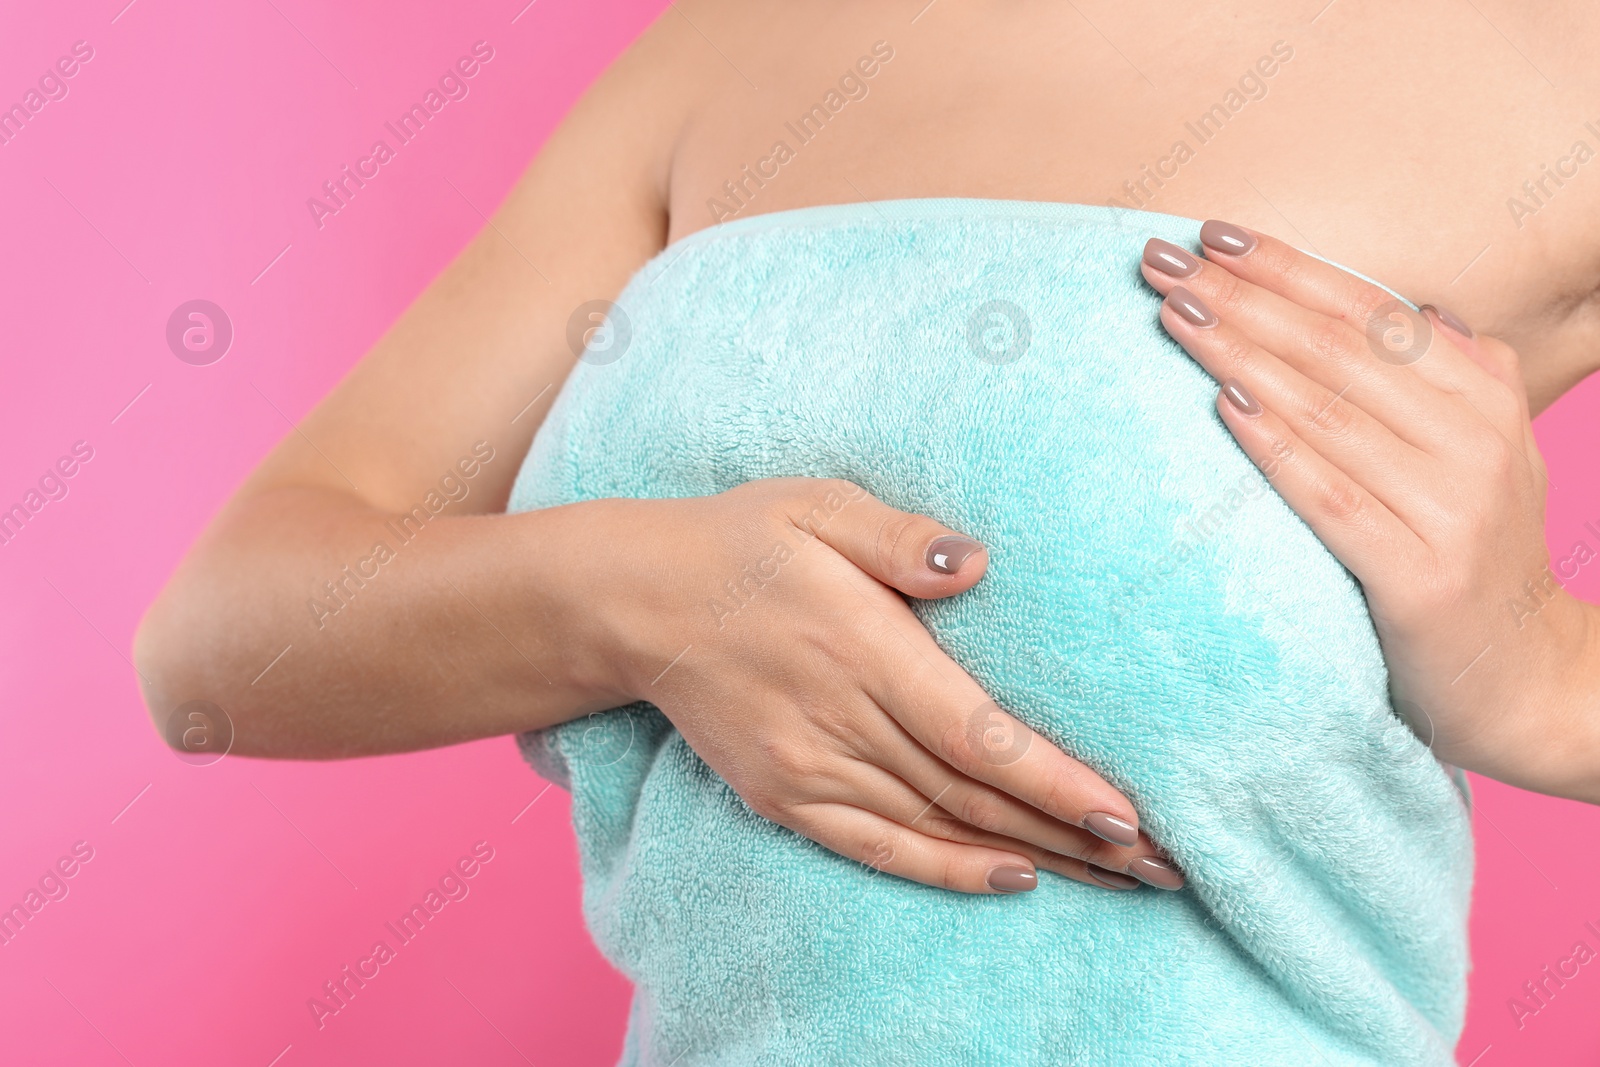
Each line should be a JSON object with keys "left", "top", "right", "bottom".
{"left": 132, "top": 599, "right": 186, "bottom": 755}
{"left": 132, "top": 595, "right": 237, "bottom": 764}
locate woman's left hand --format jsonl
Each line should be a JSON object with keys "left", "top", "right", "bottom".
{"left": 1139, "top": 223, "right": 1600, "bottom": 803}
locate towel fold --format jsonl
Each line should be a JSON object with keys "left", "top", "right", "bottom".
{"left": 508, "top": 198, "right": 1473, "bottom": 1066}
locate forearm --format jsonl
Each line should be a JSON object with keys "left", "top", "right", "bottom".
{"left": 134, "top": 484, "right": 629, "bottom": 759}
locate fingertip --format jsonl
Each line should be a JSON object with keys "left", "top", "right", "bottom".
{"left": 1083, "top": 811, "right": 1139, "bottom": 847}
{"left": 1165, "top": 285, "right": 1219, "bottom": 330}
{"left": 924, "top": 535, "right": 989, "bottom": 591}
{"left": 925, "top": 534, "right": 982, "bottom": 574}
{"left": 1084, "top": 864, "right": 1142, "bottom": 891}
{"left": 1419, "top": 303, "right": 1474, "bottom": 340}
{"left": 1126, "top": 856, "right": 1186, "bottom": 891}
{"left": 1199, "top": 219, "right": 1259, "bottom": 258}
{"left": 1142, "top": 237, "right": 1203, "bottom": 283}
{"left": 1218, "top": 378, "right": 1263, "bottom": 418}
{"left": 985, "top": 863, "right": 1039, "bottom": 894}
{"left": 1139, "top": 262, "right": 1186, "bottom": 296}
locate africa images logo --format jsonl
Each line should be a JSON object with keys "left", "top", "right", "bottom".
{"left": 165, "top": 300, "right": 234, "bottom": 366}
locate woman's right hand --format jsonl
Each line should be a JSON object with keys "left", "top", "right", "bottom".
{"left": 567, "top": 477, "right": 1184, "bottom": 895}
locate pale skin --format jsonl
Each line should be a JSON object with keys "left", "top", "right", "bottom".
{"left": 135, "top": 1, "right": 1600, "bottom": 897}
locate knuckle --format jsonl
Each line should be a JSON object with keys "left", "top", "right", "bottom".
{"left": 1039, "top": 785, "right": 1077, "bottom": 825}
{"left": 756, "top": 736, "right": 819, "bottom": 792}
{"left": 1303, "top": 390, "right": 1357, "bottom": 439}
{"left": 936, "top": 718, "right": 980, "bottom": 775}
{"left": 1270, "top": 246, "right": 1315, "bottom": 289}
{"left": 1032, "top": 768, "right": 1083, "bottom": 824}
{"left": 917, "top": 810, "right": 971, "bottom": 840}
{"left": 1257, "top": 434, "right": 1297, "bottom": 479}
{"left": 872, "top": 512, "right": 923, "bottom": 575}
{"left": 938, "top": 847, "right": 967, "bottom": 890}
{"left": 1205, "top": 271, "right": 1251, "bottom": 316}
{"left": 1314, "top": 474, "right": 1367, "bottom": 526}
{"left": 808, "top": 701, "right": 873, "bottom": 757}
{"left": 1344, "top": 286, "right": 1394, "bottom": 333}
{"left": 739, "top": 780, "right": 787, "bottom": 822}
{"left": 953, "top": 790, "right": 1009, "bottom": 835}
{"left": 1212, "top": 332, "right": 1259, "bottom": 373}
{"left": 965, "top": 704, "right": 1034, "bottom": 768}
{"left": 850, "top": 829, "right": 898, "bottom": 873}
{"left": 1304, "top": 316, "right": 1357, "bottom": 365}
{"left": 781, "top": 478, "right": 866, "bottom": 538}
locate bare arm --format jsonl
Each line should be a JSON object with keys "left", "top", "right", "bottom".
{"left": 1142, "top": 225, "right": 1600, "bottom": 804}
{"left": 134, "top": 10, "right": 1183, "bottom": 896}
{"left": 133, "top": 22, "right": 690, "bottom": 758}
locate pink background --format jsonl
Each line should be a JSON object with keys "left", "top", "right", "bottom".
{"left": 1, "top": 1, "right": 1596, "bottom": 1063}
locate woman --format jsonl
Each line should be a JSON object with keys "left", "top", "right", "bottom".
{"left": 135, "top": 2, "right": 1600, "bottom": 1062}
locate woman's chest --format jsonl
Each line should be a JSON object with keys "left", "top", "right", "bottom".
{"left": 667, "top": 0, "right": 1600, "bottom": 349}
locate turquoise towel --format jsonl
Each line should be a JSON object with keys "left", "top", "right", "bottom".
{"left": 507, "top": 199, "right": 1473, "bottom": 1066}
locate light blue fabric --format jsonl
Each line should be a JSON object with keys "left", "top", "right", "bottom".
{"left": 506, "top": 199, "right": 1473, "bottom": 1066}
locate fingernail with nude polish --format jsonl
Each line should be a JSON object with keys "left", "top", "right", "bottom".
{"left": 1086, "top": 865, "right": 1141, "bottom": 891}
{"left": 1126, "top": 856, "right": 1186, "bottom": 891}
{"left": 987, "top": 865, "right": 1038, "bottom": 893}
{"left": 1220, "top": 378, "right": 1263, "bottom": 417}
{"left": 1083, "top": 812, "right": 1139, "bottom": 847}
{"left": 1143, "top": 238, "right": 1201, "bottom": 278}
{"left": 1199, "top": 220, "right": 1257, "bottom": 256}
{"left": 927, "top": 535, "right": 982, "bottom": 574}
{"left": 1167, "top": 286, "right": 1217, "bottom": 328}
{"left": 1420, "top": 304, "right": 1474, "bottom": 338}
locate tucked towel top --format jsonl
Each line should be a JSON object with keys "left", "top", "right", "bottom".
{"left": 507, "top": 199, "right": 1473, "bottom": 1066}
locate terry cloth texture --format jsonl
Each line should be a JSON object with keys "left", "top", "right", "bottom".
{"left": 506, "top": 199, "right": 1473, "bottom": 1067}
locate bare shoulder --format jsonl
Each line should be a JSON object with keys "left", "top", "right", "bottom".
{"left": 236, "top": 7, "right": 731, "bottom": 517}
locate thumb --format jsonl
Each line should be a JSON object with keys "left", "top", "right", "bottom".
{"left": 785, "top": 480, "right": 989, "bottom": 599}
{"left": 1422, "top": 304, "right": 1538, "bottom": 425}
{"left": 1421, "top": 304, "right": 1527, "bottom": 398}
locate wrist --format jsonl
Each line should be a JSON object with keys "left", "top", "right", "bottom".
{"left": 519, "top": 496, "right": 682, "bottom": 710}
